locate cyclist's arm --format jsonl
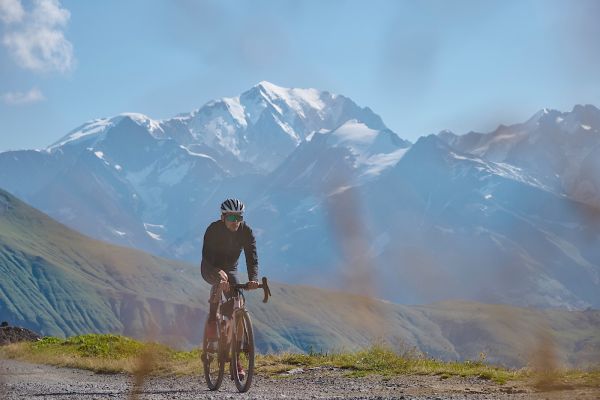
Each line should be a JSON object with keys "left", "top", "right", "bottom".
{"left": 201, "top": 224, "right": 227, "bottom": 284}
{"left": 243, "top": 226, "right": 258, "bottom": 282}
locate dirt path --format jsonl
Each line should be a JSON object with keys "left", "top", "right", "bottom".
{"left": 0, "top": 359, "right": 597, "bottom": 399}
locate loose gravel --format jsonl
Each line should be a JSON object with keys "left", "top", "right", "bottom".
{"left": 1, "top": 359, "right": 597, "bottom": 399}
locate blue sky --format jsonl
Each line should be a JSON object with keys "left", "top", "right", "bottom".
{"left": 0, "top": 0, "right": 599, "bottom": 151}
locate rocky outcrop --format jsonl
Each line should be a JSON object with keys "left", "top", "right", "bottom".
{"left": 0, "top": 322, "right": 41, "bottom": 345}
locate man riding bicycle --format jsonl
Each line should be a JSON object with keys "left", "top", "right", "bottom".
{"left": 201, "top": 198, "right": 259, "bottom": 379}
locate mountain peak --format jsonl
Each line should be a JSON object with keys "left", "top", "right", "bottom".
{"left": 521, "top": 104, "right": 600, "bottom": 132}
{"left": 571, "top": 104, "right": 600, "bottom": 114}
{"left": 396, "top": 134, "right": 448, "bottom": 163}
{"left": 437, "top": 129, "right": 457, "bottom": 142}
{"left": 47, "top": 118, "right": 113, "bottom": 150}
{"left": 47, "top": 113, "right": 163, "bottom": 151}
{"left": 525, "top": 107, "right": 562, "bottom": 126}
{"left": 117, "top": 112, "right": 158, "bottom": 123}
{"left": 246, "top": 81, "right": 289, "bottom": 101}
{"left": 570, "top": 104, "right": 600, "bottom": 127}
{"left": 412, "top": 134, "right": 450, "bottom": 151}
{"left": 244, "top": 81, "right": 329, "bottom": 114}
{"left": 112, "top": 113, "right": 165, "bottom": 135}
{"left": 255, "top": 80, "right": 284, "bottom": 93}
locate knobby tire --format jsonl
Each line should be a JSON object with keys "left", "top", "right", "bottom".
{"left": 232, "top": 310, "right": 255, "bottom": 393}
{"left": 202, "top": 318, "right": 224, "bottom": 391}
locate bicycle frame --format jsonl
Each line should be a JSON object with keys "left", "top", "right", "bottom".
{"left": 217, "top": 280, "right": 268, "bottom": 349}
{"left": 217, "top": 289, "right": 246, "bottom": 343}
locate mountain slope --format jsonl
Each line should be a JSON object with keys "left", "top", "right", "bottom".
{"left": 234, "top": 133, "right": 600, "bottom": 309}
{"left": 438, "top": 105, "right": 600, "bottom": 208}
{"left": 358, "top": 135, "right": 600, "bottom": 308}
{"left": 0, "top": 115, "right": 229, "bottom": 256}
{"left": 0, "top": 189, "right": 598, "bottom": 367}
{"left": 0, "top": 188, "right": 204, "bottom": 340}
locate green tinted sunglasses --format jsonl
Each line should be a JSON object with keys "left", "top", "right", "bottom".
{"left": 225, "top": 214, "right": 244, "bottom": 222}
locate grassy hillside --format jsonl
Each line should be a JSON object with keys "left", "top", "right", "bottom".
{"left": 0, "top": 188, "right": 207, "bottom": 340}
{"left": 1, "top": 188, "right": 599, "bottom": 368}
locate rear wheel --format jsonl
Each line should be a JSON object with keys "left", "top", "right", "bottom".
{"left": 202, "top": 318, "right": 224, "bottom": 390}
{"left": 231, "top": 310, "right": 255, "bottom": 392}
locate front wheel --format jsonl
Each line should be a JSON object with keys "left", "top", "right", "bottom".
{"left": 231, "top": 310, "right": 255, "bottom": 392}
{"left": 202, "top": 318, "right": 224, "bottom": 391}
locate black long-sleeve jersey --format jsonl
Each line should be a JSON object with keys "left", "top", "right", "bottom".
{"left": 201, "top": 220, "right": 258, "bottom": 282}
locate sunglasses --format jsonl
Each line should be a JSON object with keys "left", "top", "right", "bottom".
{"left": 224, "top": 214, "right": 244, "bottom": 222}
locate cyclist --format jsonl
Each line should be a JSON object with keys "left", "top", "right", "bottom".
{"left": 201, "top": 198, "right": 259, "bottom": 379}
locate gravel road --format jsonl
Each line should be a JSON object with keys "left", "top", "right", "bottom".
{"left": 1, "top": 359, "right": 597, "bottom": 399}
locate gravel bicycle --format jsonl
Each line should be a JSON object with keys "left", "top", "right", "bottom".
{"left": 201, "top": 276, "right": 271, "bottom": 392}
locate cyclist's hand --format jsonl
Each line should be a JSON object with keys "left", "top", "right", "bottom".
{"left": 247, "top": 280, "right": 259, "bottom": 290}
{"left": 218, "top": 269, "right": 228, "bottom": 281}
{"left": 218, "top": 279, "right": 230, "bottom": 292}
{"left": 217, "top": 270, "right": 229, "bottom": 292}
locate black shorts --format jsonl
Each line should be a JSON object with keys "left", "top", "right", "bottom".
{"left": 200, "top": 259, "right": 240, "bottom": 286}
{"left": 201, "top": 260, "right": 240, "bottom": 317}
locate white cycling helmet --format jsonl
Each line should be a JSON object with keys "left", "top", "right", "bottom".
{"left": 220, "top": 198, "right": 245, "bottom": 213}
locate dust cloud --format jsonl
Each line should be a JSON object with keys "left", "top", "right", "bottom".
{"left": 128, "top": 323, "right": 159, "bottom": 400}
{"left": 323, "top": 172, "right": 391, "bottom": 346}
{"left": 129, "top": 348, "right": 156, "bottom": 400}
{"left": 530, "top": 327, "right": 562, "bottom": 392}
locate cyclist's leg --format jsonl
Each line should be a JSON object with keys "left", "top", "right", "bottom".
{"left": 223, "top": 269, "right": 242, "bottom": 323}
{"left": 221, "top": 270, "right": 245, "bottom": 373}
{"left": 201, "top": 259, "right": 223, "bottom": 285}
{"left": 201, "top": 260, "right": 223, "bottom": 332}
{"left": 225, "top": 270, "right": 239, "bottom": 286}
{"left": 221, "top": 270, "right": 239, "bottom": 318}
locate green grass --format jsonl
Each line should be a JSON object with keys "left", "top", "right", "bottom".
{"left": 1, "top": 334, "right": 598, "bottom": 389}
{"left": 258, "top": 345, "right": 519, "bottom": 384}
{"left": 34, "top": 334, "right": 144, "bottom": 358}
{"left": 1, "top": 334, "right": 202, "bottom": 375}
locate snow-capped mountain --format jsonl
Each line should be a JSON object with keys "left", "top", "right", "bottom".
{"left": 360, "top": 135, "right": 599, "bottom": 308}
{"left": 48, "top": 113, "right": 167, "bottom": 150}
{"left": 1, "top": 114, "right": 230, "bottom": 255}
{"left": 438, "top": 104, "right": 600, "bottom": 208}
{"left": 268, "top": 119, "right": 410, "bottom": 190}
{"left": 0, "top": 82, "right": 598, "bottom": 309}
{"left": 174, "top": 81, "right": 389, "bottom": 172}
{"left": 0, "top": 82, "right": 399, "bottom": 257}
{"left": 46, "top": 82, "right": 390, "bottom": 175}
{"left": 246, "top": 132, "right": 599, "bottom": 308}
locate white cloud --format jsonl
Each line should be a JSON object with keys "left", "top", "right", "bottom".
{"left": 1, "top": 87, "right": 45, "bottom": 105}
{"left": 31, "top": 0, "right": 69, "bottom": 26}
{"left": 0, "top": 0, "right": 24, "bottom": 24}
{"left": 1, "top": 0, "right": 74, "bottom": 73}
